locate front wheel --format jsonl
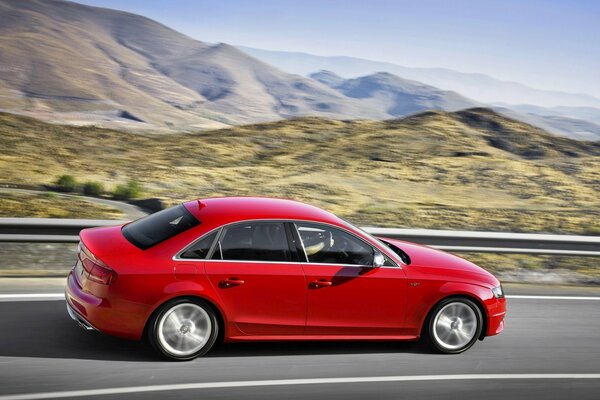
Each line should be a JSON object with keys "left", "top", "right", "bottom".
{"left": 148, "top": 298, "right": 219, "bottom": 361}
{"left": 425, "top": 298, "right": 483, "bottom": 354}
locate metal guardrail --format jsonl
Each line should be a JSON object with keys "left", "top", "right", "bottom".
{"left": 0, "top": 218, "right": 599, "bottom": 256}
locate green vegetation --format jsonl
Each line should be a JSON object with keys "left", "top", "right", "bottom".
{"left": 113, "top": 179, "right": 142, "bottom": 200}
{"left": 52, "top": 175, "right": 140, "bottom": 200}
{"left": 82, "top": 181, "right": 104, "bottom": 197}
{"left": 55, "top": 175, "right": 77, "bottom": 192}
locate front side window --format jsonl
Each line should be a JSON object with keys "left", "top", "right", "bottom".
{"left": 211, "top": 222, "right": 291, "bottom": 262}
{"left": 295, "top": 223, "right": 375, "bottom": 266}
{"left": 122, "top": 204, "right": 199, "bottom": 250}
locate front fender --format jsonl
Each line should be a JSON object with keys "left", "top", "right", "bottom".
{"left": 405, "top": 279, "right": 495, "bottom": 337}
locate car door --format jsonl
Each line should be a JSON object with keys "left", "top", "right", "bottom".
{"left": 294, "top": 222, "right": 408, "bottom": 336}
{"left": 204, "top": 221, "right": 307, "bottom": 336}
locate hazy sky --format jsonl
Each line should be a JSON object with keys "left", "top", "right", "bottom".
{"left": 77, "top": 0, "right": 600, "bottom": 97}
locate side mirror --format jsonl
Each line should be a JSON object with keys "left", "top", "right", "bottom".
{"left": 373, "top": 252, "right": 385, "bottom": 268}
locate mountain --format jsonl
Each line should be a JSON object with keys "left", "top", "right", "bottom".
{"left": 238, "top": 46, "right": 600, "bottom": 109}
{"left": 496, "top": 104, "right": 600, "bottom": 126}
{"left": 493, "top": 107, "right": 600, "bottom": 141}
{"left": 310, "top": 70, "right": 479, "bottom": 116}
{"left": 1, "top": 0, "right": 596, "bottom": 138}
{"left": 0, "top": 0, "right": 482, "bottom": 130}
{"left": 0, "top": 0, "right": 385, "bottom": 130}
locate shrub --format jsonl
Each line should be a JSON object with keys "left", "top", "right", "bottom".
{"left": 113, "top": 179, "right": 142, "bottom": 200}
{"left": 82, "top": 181, "right": 104, "bottom": 196}
{"left": 55, "top": 175, "right": 77, "bottom": 192}
{"left": 41, "top": 191, "right": 57, "bottom": 198}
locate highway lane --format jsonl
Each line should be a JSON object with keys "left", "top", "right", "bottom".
{"left": 0, "top": 293, "right": 599, "bottom": 399}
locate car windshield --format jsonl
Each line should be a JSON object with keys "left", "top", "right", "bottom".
{"left": 339, "top": 218, "right": 386, "bottom": 247}
{"left": 339, "top": 218, "right": 408, "bottom": 264}
{"left": 122, "top": 204, "right": 199, "bottom": 249}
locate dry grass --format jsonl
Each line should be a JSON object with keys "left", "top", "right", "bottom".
{"left": 1, "top": 109, "right": 598, "bottom": 232}
{"left": 0, "top": 191, "right": 125, "bottom": 219}
{"left": 1, "top": 109, "right": 599, "bottom": 279}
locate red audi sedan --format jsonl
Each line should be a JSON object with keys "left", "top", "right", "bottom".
{"left": 65, "top": 197, "right": 506, "bottom": 360}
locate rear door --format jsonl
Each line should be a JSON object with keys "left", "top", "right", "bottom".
{"left": 204, "top": 221, "right": 307, "bottom": 335}
{"left": 294, "top": 222, "right": 407, "bottom": 336}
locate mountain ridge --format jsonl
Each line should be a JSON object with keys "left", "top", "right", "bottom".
{"left": 0, "top": 0, "right": 510, "bottom": 133}
{"left": 239, "top": 46, "right": 600, "bottom": 108}
{"left": 0, "top": 0, "right": 597, "bottom": 139}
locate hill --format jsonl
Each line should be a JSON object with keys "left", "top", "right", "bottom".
{"left": 1, "top": 108, "right": 598, "bottom": 235}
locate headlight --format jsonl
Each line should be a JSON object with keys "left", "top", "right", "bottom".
{"left": 492, "top": 285, "right": 504, "bottom": 299}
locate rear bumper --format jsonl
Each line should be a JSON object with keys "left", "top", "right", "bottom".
{"left": 66, "top": 300, "right": 97, "bottom": 331}
{"left": 65, "top": 271, "right": 144, "bottom": 340}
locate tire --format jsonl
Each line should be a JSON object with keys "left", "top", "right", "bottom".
{"left": 424, "top": 297, "right": 483, "bottom": 354}
{"left": 148, "top": 298, "right": 219, "bottom": 361}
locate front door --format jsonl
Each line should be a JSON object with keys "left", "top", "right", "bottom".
{"left": 294, "top": 222, "right": 407, "bottom": 336}
{"left": 204, "top": 221, "right": 306, "bottom": 335}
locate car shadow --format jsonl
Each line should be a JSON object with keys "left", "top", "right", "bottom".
{"left": 209, "top": 340, "right": 426, "bottom": 358}
{"left": 0, "top": 300, "right": 427, "bottom": 362}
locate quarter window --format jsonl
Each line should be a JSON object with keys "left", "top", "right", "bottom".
{"left": 180, "top": 231, "right": 218, "bottom": 259}
{"left": 211, "top": 222, "right": 291, "bottom": 262}
{"left": 295, "top": 223, "right": 375, "bottom": 266}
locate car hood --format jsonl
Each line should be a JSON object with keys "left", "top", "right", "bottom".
{"left": 378, "top": 237, "right": 500, "bottom": 288}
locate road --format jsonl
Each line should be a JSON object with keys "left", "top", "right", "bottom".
{"left": 0, "top": 286, "right": 599, "bottom": 399}
{"left": 0, "top": 188, "right": 148, "bottom": 220}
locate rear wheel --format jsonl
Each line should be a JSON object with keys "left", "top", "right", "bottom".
{"left": 149, "top": 298, "right": 218, "bottom": 360}
{"left": 425, "top": 297, "right": 483, "bottom": 354}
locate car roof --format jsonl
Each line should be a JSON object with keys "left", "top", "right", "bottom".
{"left": 183, "top": 197, "right": 344, "bottom": 227}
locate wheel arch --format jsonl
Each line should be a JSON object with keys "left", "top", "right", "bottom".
{"left": 420, "top": 292, "right": 489, "bottom": 341}
{"left": 142, "top": 293, "right": 227, "bottom": 342}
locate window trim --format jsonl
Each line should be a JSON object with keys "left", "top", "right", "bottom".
{"left": 172, "top": 218, "right": 402, "bottom": 268}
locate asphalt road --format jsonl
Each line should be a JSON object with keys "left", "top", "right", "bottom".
{"left": 0, "top": 292, "right": 599, "bottom": 399}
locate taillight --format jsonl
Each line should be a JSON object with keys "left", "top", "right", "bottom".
{"left": 78, "top": 242, "right": 117, "bottom": 285}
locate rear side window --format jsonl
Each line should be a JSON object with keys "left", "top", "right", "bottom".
{"left": 211, "top": 222, "right": 291, "bottom": 262}
{"left": 122, "top": 205, "right": 199, "bottom": 250}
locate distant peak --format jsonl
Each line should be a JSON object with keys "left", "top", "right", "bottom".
{"left": 309, "top": 70, "right": 345, "bottom": 88}
{"left": 369, "top": 71, "right": 395, "bottom": 78}
{"left": 310, "top": 70, "right": 342, "bottom": 78}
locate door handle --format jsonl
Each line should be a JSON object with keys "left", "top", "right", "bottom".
{"left": 311, "top": 279, "right": 333, "bottom": 288}
{"left": 220, "top": 277, "right": 245, "bottom": 287}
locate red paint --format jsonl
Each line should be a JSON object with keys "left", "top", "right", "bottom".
{"left": 65, "top": 197, "right": 506, "bottom": 343}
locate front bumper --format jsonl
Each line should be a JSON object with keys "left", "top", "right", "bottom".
{"left": 486, "top": 296, "right": 506, "bottom": 336}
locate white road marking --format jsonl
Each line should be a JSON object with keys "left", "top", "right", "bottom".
{"left": 506, "top": 295, "right": 600, "bottom": 301}
{"left": 1, "top": 374, "right": 599, "bottom": 400}
{"left": 0, "top": 293, "right": 64, "bottom": 302}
